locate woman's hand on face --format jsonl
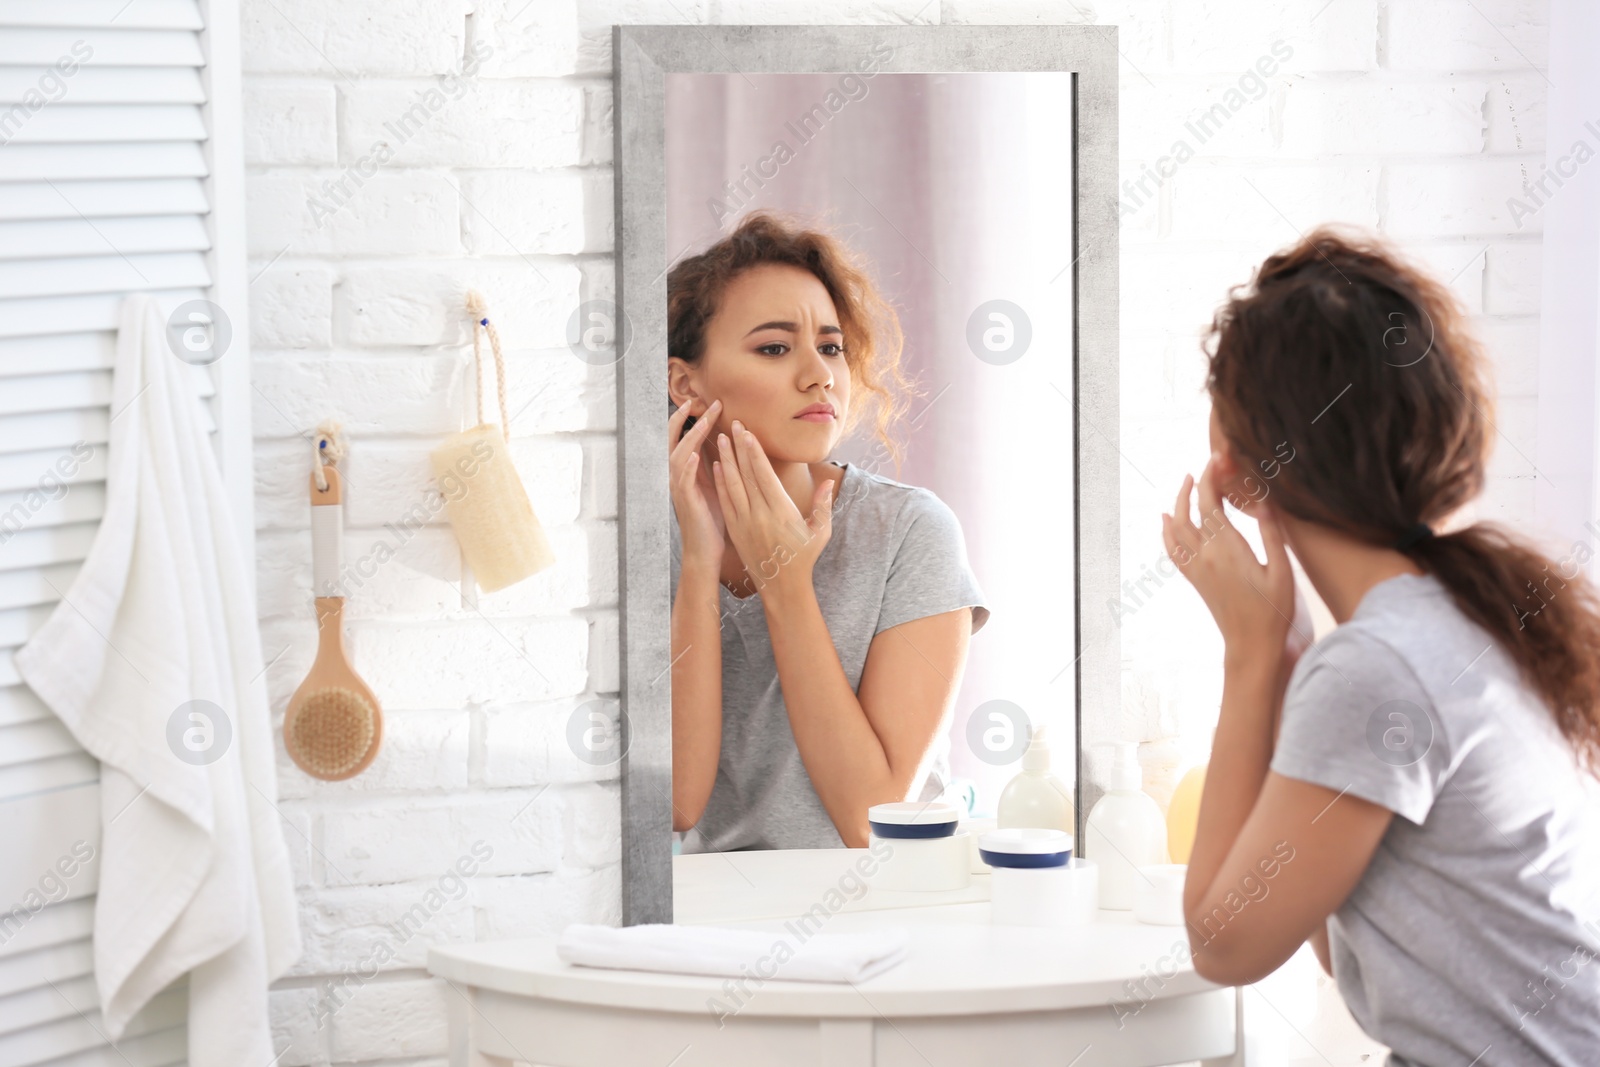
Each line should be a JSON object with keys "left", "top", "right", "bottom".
{"left": 1161, "top": 453, "right": 1295, "bottom": 671}
{"left": 712, "top": 419, "right": 834, "bottom": 596}
{"left": 668, "top": 399, "right": 726, "bottom": 569}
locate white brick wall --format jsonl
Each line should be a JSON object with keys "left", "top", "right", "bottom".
{"left": 240, "top": 1, "right": 1547, "bottom": 1062}
{"left": 243, "top": 0, "right": 620, "bottom": 1060}
{"left": 1102, "top": 0, "right": 1549, "bottom": 765}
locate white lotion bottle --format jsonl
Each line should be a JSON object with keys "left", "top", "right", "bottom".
{"left": 996, "top": 725, "right": 1075, "bottom": 834}
{"left": 1084, "top": 742, "right": 1169, "bottom": 909}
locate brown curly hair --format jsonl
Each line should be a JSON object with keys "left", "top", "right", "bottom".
{"left": 1205, "top": 224, "right": 1600, "bottom": 777}
{"left": 666, "top": 209, "right": 919, "bottom": 474}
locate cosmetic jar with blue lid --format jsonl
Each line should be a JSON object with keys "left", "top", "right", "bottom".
{"left": 866, "top": 801, "right": 970, "bottom": 892}
{"left": 866, "top": 801, "right": 961, "bottom": 839}
{"left": 978, "top": 827, "right": 1074, "bottom": 868}
{"left": 980, "top": 829, "right": 1099, "bottom": 927}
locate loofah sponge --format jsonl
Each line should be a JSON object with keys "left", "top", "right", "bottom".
{"left": 433, "top": 292, "right": 556, "bottom": 593}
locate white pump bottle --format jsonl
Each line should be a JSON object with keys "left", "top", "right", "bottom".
{"left": 1084, "top": 742, "right": 1169, "bottom": 909}
{"left": 995, "top": 725, "right": 1075, "bottom": 834}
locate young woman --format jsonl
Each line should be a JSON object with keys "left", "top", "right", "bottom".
{"left": 1164, "top": 226, "right": 1600, "bottom": 1065}
{"left": 666, "top": 210, "right": 991, "bottom": 852}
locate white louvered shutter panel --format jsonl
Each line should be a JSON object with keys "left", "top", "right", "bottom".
{"left": 0, "top": 1, "right": 253, "bottom": 1063}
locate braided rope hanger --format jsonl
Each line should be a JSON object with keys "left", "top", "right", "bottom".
{"left": 311, "top": 420, "right": 347, "bottom": 492}
{"left": 466, "top": 290, "right": 510, "bottom": 437}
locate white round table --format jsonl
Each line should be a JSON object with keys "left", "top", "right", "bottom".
{"left": 427, "top": 849, "right": 1245, "bottom": 1067}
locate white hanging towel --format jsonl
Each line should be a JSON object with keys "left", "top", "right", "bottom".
{"left": 15, "top": 295, "right": 302, "bottom": 1064}
{"left": 556, "top": 922, "right": 910, "bottom": 983}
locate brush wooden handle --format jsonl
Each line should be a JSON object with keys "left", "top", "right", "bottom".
{"left": 311, "top": 596, "right": 349, "bottom": 664}
{"left": 311, "top": 466, "right": 344, "bottom": 599}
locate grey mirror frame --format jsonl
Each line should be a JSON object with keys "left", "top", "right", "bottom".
{"left": 612, "top": 23, "right": 1120, "bottom": 925}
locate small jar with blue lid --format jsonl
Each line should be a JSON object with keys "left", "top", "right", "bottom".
{"left": 978, "top": 827, "right": 1074, "bottom": 867}
{"left": 868, "top": 801, "right": 960, "bottom": 839}
{"left": 866, "top": 801, "right": 970, "bottom": 892}
{"left": 980, "top": 828, "right": 1098, "bottom": 927}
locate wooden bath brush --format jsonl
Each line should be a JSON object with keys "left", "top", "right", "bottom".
{"left": 284, "top": 429, "right": 383, "bottom": 779}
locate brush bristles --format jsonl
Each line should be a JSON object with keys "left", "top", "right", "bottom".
{"left": 286, "top": 686, "right": 378, "bottom": 779}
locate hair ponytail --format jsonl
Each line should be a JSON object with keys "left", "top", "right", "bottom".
{"left": 1409, "top": 524, "right": 1600, "bottom": 772}
{"left": 1206, "top": 225, "right": 1600, "bottom": 776}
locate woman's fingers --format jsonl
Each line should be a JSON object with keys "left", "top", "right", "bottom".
{"left": 733, "top": 423, "right": 786, "bottom": 514}
{"left": 1166, "top": 456, "right": 1247, "bottom": 575}
{"left": 1161, "top": 513, "right": 1184, "bottom": 569}
{"left": 668, "top": 401, "right": 696, "bottom": 460}
{"left": 669, "top": 405, "right": 699, "bottom": 497}
{"left": 1171, "top": 471, "right": 1192, "bottom": 531}
{"left": 727, "top": 423, "right": 763, "bottom": 508}
{"left": 1203, "top": 454, "right": 1222, "bottom": 527}
{"left": 670, "top": 399, "right": 720, "bottom": 458}
{"left": 715, "top": 432, "right": 749, "bottom": 517}
{"left": 1171, "top": 472, "right": 1200, "bottom": 544}
{"left": 711, "top": 456, "right": 735, "bottom": 526}
{"left": 1196, "top": 454, "right": 1236, "bottom": 541}
{"left": 1166, "top": 474, "right": 1201, "bottom": 566}
{"left": 671, "top": 401, "right": 721, "bottom": 508}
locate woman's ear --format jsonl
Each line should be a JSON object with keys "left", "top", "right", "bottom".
{"left": 1213, "top": 443, "right": 1261, "bottom": 514}
{"left": 666, "top": 358, "right": 700, "bottom": 411}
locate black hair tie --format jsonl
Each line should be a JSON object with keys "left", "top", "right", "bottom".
{"left": 1394, "top": 521, "right": 1435, "bottom": 551}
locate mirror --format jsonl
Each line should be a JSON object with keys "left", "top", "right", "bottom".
{"left": 612, "top": 25, "right": 1120, "bottom": 924}
{"left": 664, "top": 70, "right": 1076, "bottom": 855}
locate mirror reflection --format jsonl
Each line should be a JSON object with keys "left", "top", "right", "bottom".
{"left": 664, "top": 71, "right": 1078, "bottom": 855}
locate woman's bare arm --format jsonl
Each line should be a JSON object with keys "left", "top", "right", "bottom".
{"left": 1185, "top": 767, "right": 1391, "bottom": 985}
{"left": 1182, "top": 651, "right": 1388, "bottom": 984}
{"left": 761, "top": 580, "right": 971, "bottom": 847}
{"left": 670, "top": 559, "right": 723, "bottom": 831}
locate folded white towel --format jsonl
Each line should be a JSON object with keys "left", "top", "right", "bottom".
{"left": 556, "top": 922, "right": 909, "bottom": 984}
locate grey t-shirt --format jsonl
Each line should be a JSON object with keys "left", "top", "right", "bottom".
{"left": 1271, "top": 571, "right": 1600, "bottom": 1067}
{"left": 669, "top": 460, "right": 990, "bottom": 852}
